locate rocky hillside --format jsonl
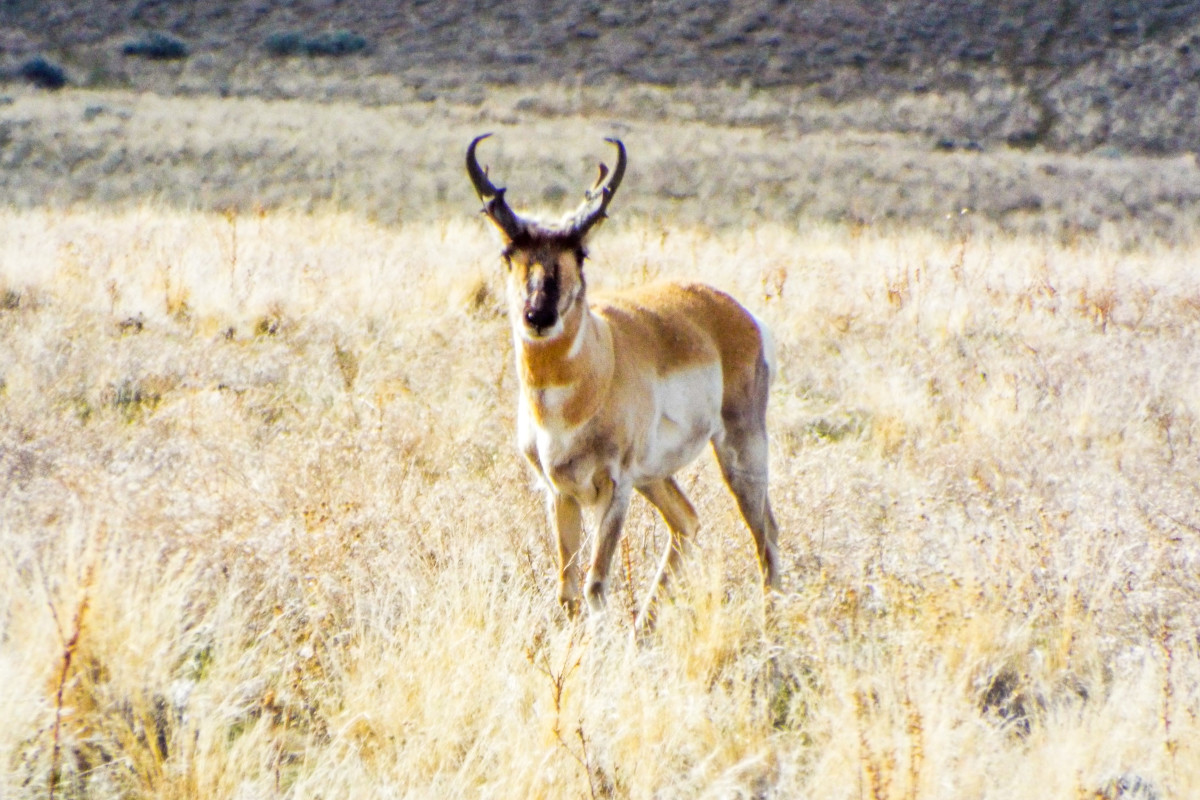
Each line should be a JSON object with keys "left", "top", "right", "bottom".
{"left": 2, "top": 0, "right": 1200, "bottom": 153}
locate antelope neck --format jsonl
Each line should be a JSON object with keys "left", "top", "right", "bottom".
{"left": 516, "top": 301, "right": 613, "bottom": 427}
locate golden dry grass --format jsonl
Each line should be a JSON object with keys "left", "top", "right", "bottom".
{"left": 2, "top": 91, "right": 1200, "bottom": 799}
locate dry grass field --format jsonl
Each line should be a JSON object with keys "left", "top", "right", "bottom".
{"left": 2, "top": 87, "right": 1200, "bottom": 799}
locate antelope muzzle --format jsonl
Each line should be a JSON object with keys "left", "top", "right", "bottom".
{"left": 523, "top": 286, "right": 558, "bottom": 334}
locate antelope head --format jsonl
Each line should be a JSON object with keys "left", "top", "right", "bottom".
{"left": 466, "top": 134, "right": 626, "bottom": 341}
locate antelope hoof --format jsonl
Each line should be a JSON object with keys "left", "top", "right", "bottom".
{"left": 558, "top": 587, "right": 581, "bottom": 618}
{"left": 633, "top": 608, "right": 658, "bottom": 645}
{"left": 584, "top": 579, "right": 606, "bottom": 613}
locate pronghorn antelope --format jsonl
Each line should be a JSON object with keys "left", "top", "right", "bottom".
{"left": 467, "top": 134, "right": 781, "bottom": 630}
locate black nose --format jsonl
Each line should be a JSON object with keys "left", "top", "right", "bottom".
{"left": 524, "top": 302, "right": 557, "bottom": 331}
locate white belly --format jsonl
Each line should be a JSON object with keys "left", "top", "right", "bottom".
{"left": 635, "top": 364, "right": 723, "bottom": 479}
{"left": 517, "top": 364, "right": 724, "bottom": 504}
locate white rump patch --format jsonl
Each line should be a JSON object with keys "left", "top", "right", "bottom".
{"left": 750, "top": 312, "right": 778, "bottom": 383}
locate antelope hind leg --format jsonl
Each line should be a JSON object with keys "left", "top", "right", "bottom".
{"left": 713, "top": 425, "right": 782, "bottom": 591}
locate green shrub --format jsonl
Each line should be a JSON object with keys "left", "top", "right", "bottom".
{"left": 263, "top": 31, "right": 306, "bottom": 57}
{"left": 263, "top": 30, "right": 368, "bottom": 58}
{"left": 304, "top": 30, "right": 368, "bottom": 57}
{"left": 122, "top": 32, "right": 190, "bottom": 60}
{"left": 18, "top": 56, "right": 67, "bottom": 90}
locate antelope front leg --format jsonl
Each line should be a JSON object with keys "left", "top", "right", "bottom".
{"left": 552, "top": 493, "right": 584, "bottom": 617}
{"left": 635, "top": 477, "right": 700, "bottom": 634}
{"left": 584, "top": 477, "right": 633, "bottom": 614}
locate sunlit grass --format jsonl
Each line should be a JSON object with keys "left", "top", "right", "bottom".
{"left": 1, "top": 199, "right": 1197, "bottom": 798}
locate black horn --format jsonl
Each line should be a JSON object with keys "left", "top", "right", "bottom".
{"left": 565, "top": 138, "right": 627, "bottom": 238}
{"left": 466, "top": 134, "right": 525, "bottom": 241}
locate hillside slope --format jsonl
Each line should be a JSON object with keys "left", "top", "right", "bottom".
{"left": 2, "top": 1, "right": 1200, "bottom": 153}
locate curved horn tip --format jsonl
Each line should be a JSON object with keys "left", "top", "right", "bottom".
{"left": 467, "top": 133, "right": 503, "bottom": 201}
{"left": 601, "top": 138, "right": 627, "bottom": 176}
{"left": 603, "top": 137, "right": 626, "bottom": 156}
